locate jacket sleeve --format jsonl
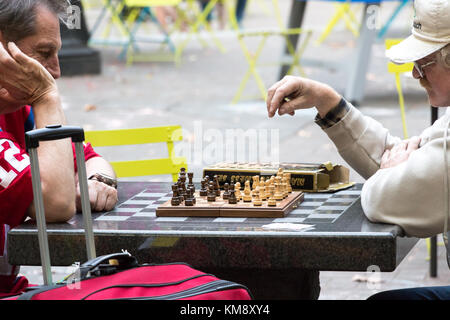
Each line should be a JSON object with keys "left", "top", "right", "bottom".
{"left": 321, "top": 103, "right": 401, "bottom": 179}
{"left": 320, "top": 103, "right": 449, "bottom": 238}
{"left": 361, "top": 129, "right": 449, "bottom": 238}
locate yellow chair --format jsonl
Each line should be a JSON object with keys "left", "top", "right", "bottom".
{"left": 225, "top": 0, "right": 312, "bottom": 103}
{"left": 85, "top": 125, "right": 187, "bottom": 182}
{"left": 385, "top": 38, "right": 414, "bottom": 139}
{"left": 315, "top": 1, "right": 360, "bottom": 46}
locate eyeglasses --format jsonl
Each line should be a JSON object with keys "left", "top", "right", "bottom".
{"left": 414, "top": 59, "right": 436, "bottom": 78}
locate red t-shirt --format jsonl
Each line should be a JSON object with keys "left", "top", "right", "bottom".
{"left": 0, "top": 106, "right": 100, "bottom": 296}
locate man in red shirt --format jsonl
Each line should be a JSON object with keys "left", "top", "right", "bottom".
{"left": 0, "top": 0, "right": 119, "bottom": 296}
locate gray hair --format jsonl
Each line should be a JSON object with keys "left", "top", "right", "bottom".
{"left": 0, "top": 0, "right": 70, "bottom": 42}
{"left": 439, "top": 44, "right": 450, "bottom": 69}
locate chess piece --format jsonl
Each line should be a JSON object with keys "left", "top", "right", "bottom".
{"left": 171, "top": 184, "right": 180, "bottom": 206}
{"left": 184, "top": 188, "right": 194, "bottom": 206}
{"left": 199, "top": 179, "right": 208, "bottom": 196}
{"left": 228, "top": 189, "right": 237, "bottom": 204}
{"left": 267, "top": 185, "right": 277, "bottom": 207}
{"left": 243, "top": 180, "right": 252, "bottom": 202}
{"left": 251, "top": 176, "right": 259, "bottom": 196}
{"left": 259, "top": 177, "right": 266, "bottom": 201}
{"left": 282, "top": 177, "right": 288, "bottom": 199}
{"left": 235, "top": 182, "right": 242, "bottom": 201}
{"left": 180, "top": 175, "right": 188, "bottom": 200}
{"left": 180, "top": 167, "right": 186, "bottom": 178}
{"left": 189, "top": 186, "right": 196, "bottom": 204}
{"left": 277, "top": 168, "right": 284, "bottom": 178}
{"left": 274, "top": 177, "right": 283, "bottom": 201}
{"left": 284, "top": 173, "right": 292, "bottom": 193}
{"left": 213, "top": 175, "right": 221, "bottom": 196}
{"left": 253, "top": 187, "right": 262, "bottom": 206}
{"left": 207, "top": 182, "right": 216, "bottom": 202}
{"left": 188, "top": 172, "right": 195, "bottom": 193}
{"left": 223, "top": 183, "right": 230, "bottom": 200}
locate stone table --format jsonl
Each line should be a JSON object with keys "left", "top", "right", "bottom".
{"left": 8, "top": 182, "right": 418, "bottom": 299}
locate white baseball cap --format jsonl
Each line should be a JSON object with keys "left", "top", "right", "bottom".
{"left": 386, "top": 0, "right": 450, "bottom": 64}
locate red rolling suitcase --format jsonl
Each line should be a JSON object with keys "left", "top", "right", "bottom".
{"left": 6, "top": 125, "right": 252, "bottom": 300}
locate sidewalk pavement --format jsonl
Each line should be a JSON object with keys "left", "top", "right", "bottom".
{"left": 17, "top": 0, "right": 449, "bottom": 299}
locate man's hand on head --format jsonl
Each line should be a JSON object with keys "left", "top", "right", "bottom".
{"left": 380, "top": 136, "right": 421, "bottom": 169}
{"left": 0, "top": 42, "right": 57, "bottom": 105}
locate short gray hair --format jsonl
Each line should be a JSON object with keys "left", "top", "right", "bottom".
{"left": 0, "top": 0, "right": 70, "bottom": 42}
{"left": 439, "top": 44, "right": 450, "bottom": 69}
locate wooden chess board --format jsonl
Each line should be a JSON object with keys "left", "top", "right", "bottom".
{"left": 156, "top": 190, "right": 304, "bottom": 218}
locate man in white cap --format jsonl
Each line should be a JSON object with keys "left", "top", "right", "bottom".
{"left": 266, "top": 0, "right": 449, "bottom": 299}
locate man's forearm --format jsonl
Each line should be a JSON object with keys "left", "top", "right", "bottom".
{"left": 27, "top": 93, "right": 76, "bottom": 222}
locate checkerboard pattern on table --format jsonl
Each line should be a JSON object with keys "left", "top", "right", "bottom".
{"left": 95, "top": 188, "right": 361, "bottom": 228}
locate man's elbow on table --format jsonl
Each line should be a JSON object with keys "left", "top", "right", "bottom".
{"left": 361, "top": 176, "right": 444, "bottom": 238}
{"left": 27, "top": 191, "right": 76, "bottom": 223}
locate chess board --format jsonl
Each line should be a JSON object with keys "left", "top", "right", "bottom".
{"left": 155, "top": 191, "right": 304, "bottom": 218}
{"left": 95, "top": 186, "right": 361, "bottom": 229}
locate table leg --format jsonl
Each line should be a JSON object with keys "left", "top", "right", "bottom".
{"left": 207, "top": 268, "right": 320, "bottom": 300}
{"left": 344, "top": 3, "right": 378, "bottom": 106}
{"left": 278, "top": 0, "right": 307, "bottom": 79}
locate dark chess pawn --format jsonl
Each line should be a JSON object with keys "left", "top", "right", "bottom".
{"left": 228, "top": 189, "right": 237, "bottom": 204}
{"left": 222, "top": 183, "right": 230, "bottom": 200}
{"left": 199, "top": 179, "right": 208, "bottom": 196}
{"left": 184, "top": 188, "right": 194, "bottom": 206}
{"left": 171, "top": 185, "right": 180, "bottom": 206}
{"left": 189, "top": 186, "right": 196, "bottom": 204}
{"left": 207, "top": 182, "right": 216, "bottom": 202}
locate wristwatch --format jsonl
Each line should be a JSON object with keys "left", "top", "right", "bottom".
{"left": 88, "top": 173, "right": 118, "bottom": 189}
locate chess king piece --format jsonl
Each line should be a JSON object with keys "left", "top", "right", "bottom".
{"left": 243, "top": 180, "right": 252, "bottom": 202}
{"left": 253, "top": 187, "right": 262, "bottom": 206}
{"left": 267, "top": 185, "right": 277, "bottom": 207}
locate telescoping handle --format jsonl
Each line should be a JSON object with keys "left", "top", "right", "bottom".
{"left": 25, "top": 125, "right": 96, "bottom": 286}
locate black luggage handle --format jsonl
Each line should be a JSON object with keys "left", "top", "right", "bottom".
{"left": 25, "top": 124, "right": 85, "bottom": 150}
{"left": 25, "top": 124, "right": 96, "bottom": 285}
{"left": 79, "top": 252, "right": 139, "bottom": 279}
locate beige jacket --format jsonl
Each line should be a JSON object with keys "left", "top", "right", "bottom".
{"left": 322, "top": 103, "right": 450, "bottom": 241}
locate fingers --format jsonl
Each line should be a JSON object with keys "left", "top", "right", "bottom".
{"left": 407, "top": 136, "right": 421, "bottom": 152}
{"left": 266, "top": 77, "right": 288, "bottom": 117}
{"left": 380, "top": 149, "right": 390, "bottom": 169}
{"left": 7, "top": 42, "right": 30, "bottom": 65}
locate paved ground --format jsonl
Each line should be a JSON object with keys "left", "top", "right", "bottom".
{"left": 18, "top": 0, "right": 449, "bottom": 299}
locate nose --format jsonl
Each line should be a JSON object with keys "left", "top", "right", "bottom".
{"left": 46, "top": 55, "right": 61, "bottom": 79}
